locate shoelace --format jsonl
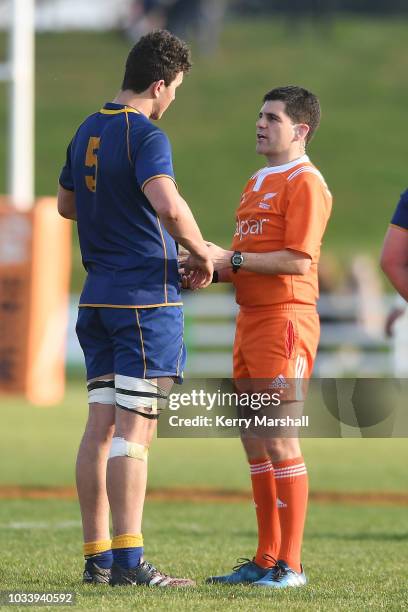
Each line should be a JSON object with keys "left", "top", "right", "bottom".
{"left": 262, "top": 553, "right": 278, "bottom": 568}
{"left": 232, "top": 557, "right": 253, "bottom": 573}
{"left": 272, "top": 561, "right": 293, "bottom": 582}
{"left": 262, "top": 554, "right": 287, "bottom": 581}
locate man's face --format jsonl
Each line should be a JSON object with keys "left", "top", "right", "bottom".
{"left": 151, "top": 71, "right": 184, "bottom": 120}
{"left": 256, "top": 100, "right": 299, "bottom": 158}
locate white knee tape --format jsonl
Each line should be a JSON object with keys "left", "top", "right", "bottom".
{"left": 87, "top": 380, "right": 115, "bottom": 405}
{"left": 114, "top": 374, "right": 167, "bottom": 413}
{"left": 108, "top": 437, "right": 148, "bottom": 462}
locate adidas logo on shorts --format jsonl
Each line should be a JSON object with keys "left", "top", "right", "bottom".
{"left": 269, "top": 374, "right": 289, "bottom": 389}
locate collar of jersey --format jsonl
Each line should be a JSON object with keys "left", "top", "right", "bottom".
{"left": 100, "top": 102, "right": 141, "bottom": 115}
{"left": 257, "top": 155, "right": 310, "bottom": 175}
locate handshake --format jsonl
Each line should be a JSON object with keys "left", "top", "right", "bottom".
{"left": 178, "top": 242, "right": 232, "bottom": 290}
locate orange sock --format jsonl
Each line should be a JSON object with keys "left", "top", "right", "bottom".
{"left": 273, "top": 456, "right": 308, "bottom": 573}
{"left": 249, "top": 457, "right": 281, "bottom": 568}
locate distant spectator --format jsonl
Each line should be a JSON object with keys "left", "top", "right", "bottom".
{"left": 384, "top": 298, "right": 406, "bottom": 339}
{"left": 167, "top": 0, "right": 227, "bottom": 53}
{"left": 125, "top": 0, "right": 227, "bottom": 54}
{"left": 124, "top": 0, "right": 167, "bottom": 42}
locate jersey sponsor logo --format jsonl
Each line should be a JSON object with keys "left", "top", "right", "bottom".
{"left": 259, "top": 202, "right": 271, "bottom": 209}
{"left": 234, "top": 217, "right": 270, "bottom": 241}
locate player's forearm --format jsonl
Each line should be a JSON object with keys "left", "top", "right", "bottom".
{"left": 144, "top": 178, "right": 208, "bottom": 261}
{"left": 213, "top": 248, "right": 311, "bottom": 275}
{"left": 381, "top": 263, "right": 408, "bottom": 302}
{"left": 380, "top": 227, "right": 408, "bottom": 302}
{"left": 159, "top": 197, "right": 209, "bottom": 261}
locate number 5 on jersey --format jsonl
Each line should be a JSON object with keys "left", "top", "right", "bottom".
{"left": 85, "top": 137, "right": 100, "bottom": 192}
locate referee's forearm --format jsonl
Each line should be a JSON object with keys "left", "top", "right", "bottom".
{"left": 240, "top": 250, "right": 311, "bottom": 275}
{"left": 218, "top": 269, "right": 233, "bottom": 283}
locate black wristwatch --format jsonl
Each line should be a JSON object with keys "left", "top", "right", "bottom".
{"left": 231, "top": 251, "right": 244, "bottom": 273}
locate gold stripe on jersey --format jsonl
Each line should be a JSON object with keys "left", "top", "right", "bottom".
{"left": 175, "top": 315, "right": 184, "bottom": 377}
{"left": 99, "top": 107, "right": 141, "bottom": 115}
{"left": 142, "top": 174, "right": 178, "bottom": 192}
{"left": 156, "top": 216, "right": 168, "bottom": 303}
{"left": 78, "top": 302, "right": 183, "bottom": 309}
{"left": 135, "top": 309, "right": 147, "bottom": 378}
{"left": 125, "top": 110, "right": 132, "bottom": 163}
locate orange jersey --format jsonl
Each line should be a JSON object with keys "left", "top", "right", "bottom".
{"left": 230, "top": 155, "right": 332, "bottom": 307}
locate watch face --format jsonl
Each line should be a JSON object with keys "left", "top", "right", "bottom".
{"left": 232, "top": 253, "right": 243, "bottom": 266}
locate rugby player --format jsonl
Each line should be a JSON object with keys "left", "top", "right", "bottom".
{"left": 58, "top": 30, "right": 212, "bottom": 587}
{"left": 182, "top": 86, "right": 332, "bottom": 588}
{"left": 381, "top": 189, "right": 408, "bottom": 302}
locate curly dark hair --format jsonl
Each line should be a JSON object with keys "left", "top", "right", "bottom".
{"left": 263, "top": 86, "right": 321, "bottom": 144}
{"left": 122, "top": 30, "right": 192, "bottom": 93}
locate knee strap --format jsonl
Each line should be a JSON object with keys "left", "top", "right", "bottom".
{"left": 87, "top": 379, "right": 115, "bottom": 405}
{"left": 108, "top": 437, "right": 148, "bottom": 462}
{"left": 115, "top": 374, "right": 168, "bottom": 415}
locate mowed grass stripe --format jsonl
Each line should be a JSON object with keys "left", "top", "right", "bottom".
{"left": 1, "top": 486, "right": 408, "bottom": 506}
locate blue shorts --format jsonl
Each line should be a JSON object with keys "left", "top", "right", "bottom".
{"left": 76, "top": 306, "right": 186, "bottom": 382}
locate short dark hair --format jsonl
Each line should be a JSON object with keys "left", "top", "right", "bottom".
{"left": 122, "top": 30, "right": 192, "bottom": 93}
{"left": 263, "top": 86, "right": 321, "bottom": 144}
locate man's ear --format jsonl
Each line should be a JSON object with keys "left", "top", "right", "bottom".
{"left": 151, "top": 79, "right": 165, "bottom": 99}
{"left": 295, "top": 123, "right": 310, "bottom": 141}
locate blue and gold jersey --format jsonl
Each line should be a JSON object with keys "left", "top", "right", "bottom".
{"left": 59, "top": 102, "right": 182, "bottom": 308}
{"left": 390, "top": 188, "right": 408, "bottom": 231}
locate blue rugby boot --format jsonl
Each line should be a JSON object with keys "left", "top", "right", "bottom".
{"left": 206, "top": 558, "right": 271, "bottom": 585}
{"left": 253, "top": 559, "right": 307, "bottom": 588}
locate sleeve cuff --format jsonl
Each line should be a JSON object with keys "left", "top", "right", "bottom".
{"left": 59, "top": 180, "right": 75, "bottom": 192}
{"left": 284, "top": 244, "right": 315, "bottom": 259}
{"left": 142, "top": 174, "right": 178, "bottom": 193}
{"left": 389, "top": 223, "right": 408, "bottom": 233}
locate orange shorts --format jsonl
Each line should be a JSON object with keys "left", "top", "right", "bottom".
{"left": 233, "top": 305, "right": 320, "bottom": 400}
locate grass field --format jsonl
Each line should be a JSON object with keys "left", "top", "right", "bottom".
{"left": 1, "top": 17, "right": 407, "bottom": 290}
{"left": 1, "top": 382, "right": 407, "bottom": 608}
{"left": 1, "top": 380, "right": 408, "bottom": 491}
{"left": 1, "top": 499, "right": 407, "bottom": 610}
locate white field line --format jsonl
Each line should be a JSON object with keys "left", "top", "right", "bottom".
{"left": 0, "top": 520, "right": 81, "bottom": 529}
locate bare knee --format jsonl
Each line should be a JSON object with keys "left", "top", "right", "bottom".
{"left": 240, "top": 436, "right": 267, "bottom": 461}
{"left": 114, "top": 409, "right": 157, "bottom": 447}
{"left": 84, "top": 405, "right": 116, "bottom": 445}
{"left": 265, "top": 438, "right": 301, "bottom": 462}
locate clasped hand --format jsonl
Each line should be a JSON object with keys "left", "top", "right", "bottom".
{"left": 178, "top": 242, "right": 230, "bottom": 290}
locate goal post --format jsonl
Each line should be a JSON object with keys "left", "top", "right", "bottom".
{"left": 0, "top": 0, "right": 71, "bottom": 405}
{"left": 9, "top": 0, "right": 35, "bottom": 210}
